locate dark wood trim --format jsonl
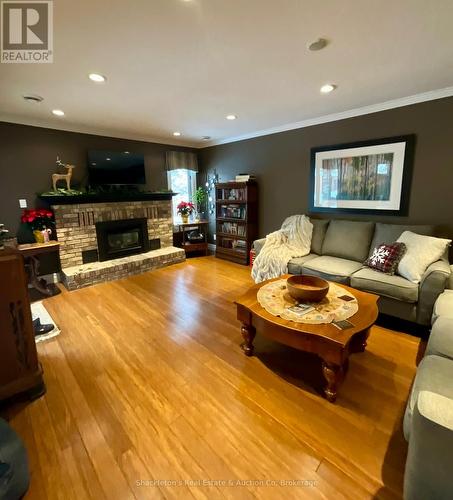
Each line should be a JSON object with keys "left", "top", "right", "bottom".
{"left": 39, "top": 191, "right": 176, "bottom": 205}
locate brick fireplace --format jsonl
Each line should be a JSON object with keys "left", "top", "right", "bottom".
{"left": 52, "top": 199, "right": 185, "bottom": 290}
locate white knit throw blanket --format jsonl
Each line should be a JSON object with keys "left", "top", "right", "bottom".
{"left": 251, "top": 215, "right": 313, "bottom": 283}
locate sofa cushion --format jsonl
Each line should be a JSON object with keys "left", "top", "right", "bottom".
{"left": 403, "top": 355, "right": 453, "bottom": 440}
{"left": 364, "top": 242, "right": 407, "bottom": 275}
{"left": 310, "top": 219, "right": 329, "bottom": 255}
{"left": 302, "top": 256, "right": 363, "bottom": 285}
{"left": 448, "top": 265, "right": 453, "bottom": 289}
{"left": 321, "top": 220, "right": 375, "bottom": 262}
{"left": 0, "top": 418, "right": 30, "bottom": 500}
{"left": 426, "top": 317, "right": 453, "bottom": 360}
{"left": 432, "top": 290, "right": 453, "bottom": 323}
{"left": 351, "top": 267, "right": 418, "bottom": 303}
{"left": 369, "top": 223, "right": 435, "bottom": 257}
{"left": 287, "top": 254, "right": 318, "bottom": 275}
{"left": 396, "top": 231, "right": 451, "bottom": 284}
{"left": 253, "top": 238, "right": 266, "bottom": 255}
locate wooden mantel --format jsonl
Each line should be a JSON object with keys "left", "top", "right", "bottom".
{"left": 39, "top": 191, "right": 176, "bottom": 205}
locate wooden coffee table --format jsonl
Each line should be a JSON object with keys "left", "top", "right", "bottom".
{"left": 235, "top": 275, "right": 379, "bottom": 402}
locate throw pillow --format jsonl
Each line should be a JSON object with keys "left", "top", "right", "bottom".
{"left": 396, "top": 231, "right": 452, "bottom": 283}
{"left": 365, "top": 242, "right": 407, "bottom": 275}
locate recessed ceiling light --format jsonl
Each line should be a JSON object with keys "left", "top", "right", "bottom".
{"left": 106, "top": 158, "right": 111, "bottom": 161}
{"left": 173, "top": 131, "right": 181, "bottom": 136}
{"left": 124, "top": 151, "right": 130, "bottom": 154}
{"left": 226, "top": 114, "right": 237, "bottom": 120}
{"left": 89, "top": 73, "right": 106, "bottom": 83}
{"left": 308, "top": 38, "right": 328, "bottom": 51}
{"left": 202, "top": 136, "right": 211, "bottom": 141}
{"left": 320, "top": 84, "right": 336, "bottom": 94}
{"left": 52, "top": 109, "right": 65, "bottom": 116}
{"left": 23, "top": 94, "right": 43, "bottom": 104}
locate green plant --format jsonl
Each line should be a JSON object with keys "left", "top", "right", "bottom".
{"left": 40, "top": 188, "right": 83, "bottom": 196}
{"left": 193, "top": 186, "right": 207, "bottom": 212}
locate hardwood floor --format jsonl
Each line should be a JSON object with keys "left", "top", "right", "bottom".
{"left": 5, "top": 256, "right": 420, "bottom": 499}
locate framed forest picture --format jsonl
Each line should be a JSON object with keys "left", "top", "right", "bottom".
{"left": 309, "top": 135, "right": 415, "bottom": 215}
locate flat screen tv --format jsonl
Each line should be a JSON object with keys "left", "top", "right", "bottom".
{"left": 88, "top": 150, "right": 146, "bottom": 185}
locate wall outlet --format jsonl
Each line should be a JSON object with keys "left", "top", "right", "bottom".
{"left": 19, "top": 199, "right": 27, "bottom": 208}
{"left": 213, "top": 233, "right": 216, "bottom": 241}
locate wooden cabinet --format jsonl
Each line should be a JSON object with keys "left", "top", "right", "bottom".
{"left": 175, "top": 220, "right": 209, "bottom": 256}
{"left": 215, "top": 181, "right": 258, "bottom": 265}
{"left": 0, "top": 248, "right": 45, "bottom": 402}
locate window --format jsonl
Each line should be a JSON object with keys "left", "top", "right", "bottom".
{"left": 167, "top": 169, "right": 197, "bottom": 220}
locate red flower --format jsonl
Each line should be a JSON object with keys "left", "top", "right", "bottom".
{"left": 176, "top": 200, "right": 195, "bottom": 215}
{"left": 21, "top": 208, "right": 54, "bottom": 229}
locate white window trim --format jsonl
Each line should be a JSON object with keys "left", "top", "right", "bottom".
{"left": 167, "top": 169, "right": 197, "bottom": 222}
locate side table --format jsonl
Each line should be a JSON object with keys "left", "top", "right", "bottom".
{"left": 17, "top": 241, "right": 60, "bottom": 296}
{"left": 175, "top": 220, "right": 209, "bottom": 256}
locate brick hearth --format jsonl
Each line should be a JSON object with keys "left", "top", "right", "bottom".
{"left": 62, "top": 246, "right": 185, "bottom": 290}
{"left": 52, "top": 199, "right": 184, "bottom": 289}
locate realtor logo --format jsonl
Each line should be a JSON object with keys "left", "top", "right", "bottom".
{"left": 1, "top": 1, "right": 53, "bottom": 63}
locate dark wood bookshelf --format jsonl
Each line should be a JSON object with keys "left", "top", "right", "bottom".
{"left": 215, "top": 181, "right": 258, "bottom": 265}
{"left": 216, "top": 217, "right": 247, "bottom": 222}
{"left": 216, "top": 200, "right": 247, "bottom": 204}
{"left": 216, "top": 232, "right": 247, "bottom": 241}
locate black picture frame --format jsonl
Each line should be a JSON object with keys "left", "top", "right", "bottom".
{"left": 309, "top": 134, "right": 415, "bottom": 216}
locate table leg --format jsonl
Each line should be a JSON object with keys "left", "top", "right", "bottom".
{"left": 350, "top": 328, "right": 371, "bottom": 354}
{"left": 28, "top": 256, "right": 53, "bottom": 297}
{"left": 322, "top": 361, "right": 344, "bottom": 403}
{"left": 240, "top": 323, "right": 256, "bottom": 357}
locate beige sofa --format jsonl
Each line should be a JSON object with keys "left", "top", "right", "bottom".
{"left": 403, "top": 287, "right": 453, "bottom": 499}
{"left": 253, "top": 219, "right": 451, "bottom": 326}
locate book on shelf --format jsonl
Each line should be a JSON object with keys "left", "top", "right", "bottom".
{"left": 219, "top": 204, "right": 246, "bottom": 219}
{"left": 218, "top": 187, "right": 246, "bottom": 201}
{"left": 219, "top": 221, "right": 246, "bottom": 236}
{"left": 219, "top": 237, "right": 247, "bottom": 252}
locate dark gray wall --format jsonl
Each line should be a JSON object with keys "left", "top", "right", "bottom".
{"left": 0, "top": 121, "right": 194, "bottom": 236}
{"left": 199, "top": 97, "right": 453, "bottom": 244}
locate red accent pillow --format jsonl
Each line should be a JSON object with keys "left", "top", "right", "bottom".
{"left": 365, "top": 242, "right": 407, "bottom": 275}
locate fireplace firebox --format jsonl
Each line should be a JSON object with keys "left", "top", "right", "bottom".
{"left": 96, "top": 218, "right": 150, "bottom": 262}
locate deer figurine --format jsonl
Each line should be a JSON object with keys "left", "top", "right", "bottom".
{"left": 52, "top": 157, "right": 76, "bottom": 191}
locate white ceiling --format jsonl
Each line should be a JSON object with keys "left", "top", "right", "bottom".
{"left": 1, "top": 0, "right": 452, "bottom": 148}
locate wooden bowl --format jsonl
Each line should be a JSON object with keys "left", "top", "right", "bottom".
{"left": 286, "top": 275, "right": 329, "bottom": 303}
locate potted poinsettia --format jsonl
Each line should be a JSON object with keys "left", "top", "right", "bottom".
{"left": 21, "top": 208, "right": 55, "bottom": 243}
{"left": 177, "top": 201, "right": 195, "bottom": 224}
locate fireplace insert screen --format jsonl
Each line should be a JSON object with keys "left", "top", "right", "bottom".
{"left": 96, "top": 218, "right": 150, "bottom": 261}
{"left": 108, "top": 230, "right": 141, "bottom": 253}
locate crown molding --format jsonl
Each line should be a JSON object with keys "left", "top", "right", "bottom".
{"left": 201, "top": 86, "right": 453, "bottom": 148}
{"left": 2, "top": 86, "right": 452, "bottom": 150}
{"left": 0, "top": 114, "right": 200, "bottom": 148}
